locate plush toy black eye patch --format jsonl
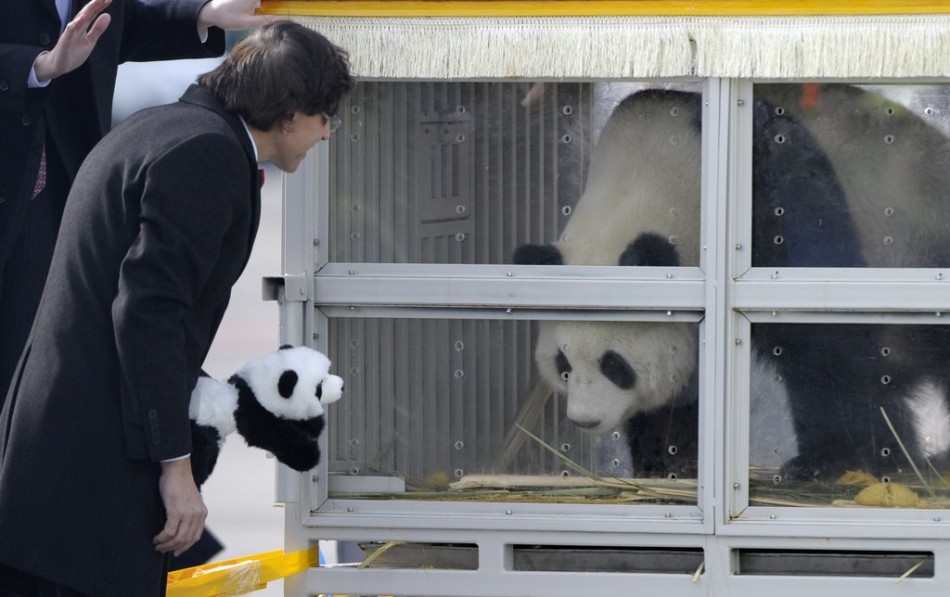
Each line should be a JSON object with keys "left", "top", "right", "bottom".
{"left": 315, "top": 382, "right": 323, "bottom": 400}
{"left": 278, "top": 370, "right": 298, "bottom": 398}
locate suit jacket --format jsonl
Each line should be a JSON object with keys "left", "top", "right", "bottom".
{"left": 0, "top": 84, "right": 261, "bottom": 596}
{"left": 0, "top": 0, "right": 225, "bottom": 272}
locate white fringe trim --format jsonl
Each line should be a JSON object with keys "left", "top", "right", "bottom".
{"left": 296, "top": 17, "right": 695, "bottom": 79}
{"left": 296, "top": 15, "right": 950, "bottom": 79}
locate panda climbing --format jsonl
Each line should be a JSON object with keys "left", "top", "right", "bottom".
{"left": 188, "top": 345, "right": 344, "bottom": 486}
{"left": 514, "top": 86, "right": 950, "bottom": 480}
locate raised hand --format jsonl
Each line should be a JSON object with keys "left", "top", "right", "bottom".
{"left": 197, "top": 0, "right": 273, "bottom": 32}
{"left": 33, "top": 0, "right": 112, "bottom": 82}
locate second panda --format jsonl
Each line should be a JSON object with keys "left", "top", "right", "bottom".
{"left": 514, "top": 86, "right": 950, "bottom": 480}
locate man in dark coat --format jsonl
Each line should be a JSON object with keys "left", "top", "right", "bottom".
{"left": 0, "top": 21, "right": 353, "bottom": 596}
{"left": 1, "top": 0, "right": 271, "bottom": 570}
{"left": 0, "top": 0, "right": 268, "bottom": 429}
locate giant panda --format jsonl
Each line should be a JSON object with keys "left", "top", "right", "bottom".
{"left": 514, "top": 86, "right": 950, "bottom": 481}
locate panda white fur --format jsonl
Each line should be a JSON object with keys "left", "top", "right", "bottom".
{"left": 188, "top": 345, "right": 344, "bottom": 486}
{"left": 515, "top": 86, "right": 950, "bottom": 480}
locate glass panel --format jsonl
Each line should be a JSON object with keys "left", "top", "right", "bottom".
{"left": 325, "top": 317, "right": 700, "bottom": 505}
{"left": 752, "top": 84, "right": 950, "bottom": 268}
{"left": 328, "top": 81, "right": 703, "bottom": 266}
{"left": 749, "top": 322, "right": 950, "bottom": 508}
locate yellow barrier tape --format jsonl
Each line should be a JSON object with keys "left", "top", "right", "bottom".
{"left": 167, "top": 547, "right": 318, "bottom": 597}
{"left": 260, "top": 0, "right": 950, "bottom": 17}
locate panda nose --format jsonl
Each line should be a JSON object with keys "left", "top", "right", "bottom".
{"left": 570, "top": 418, "right": 600, "bottom": 430}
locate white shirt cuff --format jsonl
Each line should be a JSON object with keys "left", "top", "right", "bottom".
{"left": 28, "top": 52, "right": 52, "bottom": 88}
{"left": 161, "top": 453, "right": 191, "bottom": 463}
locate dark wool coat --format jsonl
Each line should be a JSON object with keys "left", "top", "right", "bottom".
{"left": 0, "top": 84, "right": 261, "bottom": 596}
{"left": 0, "top": 0, "right": 225, "bottom": 272}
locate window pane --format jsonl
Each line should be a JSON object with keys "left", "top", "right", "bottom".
{"left": 325, "top": 317, "right": 699, "bottom": 505}
{"left": 328, "top": 82, "right": 703, "bottom": 267}
{"left": 752, "top": 84, "right": 950, "bottom": 268}
{"left": 749, "top": 322, "right": 950, "bottom": 508}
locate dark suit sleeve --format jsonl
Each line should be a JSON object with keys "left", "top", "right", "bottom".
{"left": 0, "top": 43, "right": 46, "bottom": 111}
{"left": 119, "top": 0, "right": 225, "bottom": 63}
{"left": 112, "top": 132, "right": 249, "bottom": 461}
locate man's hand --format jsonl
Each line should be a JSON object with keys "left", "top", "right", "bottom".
{"left": 197, "top": 0, "right": 272, "bottom": 32}
{"left": 154, "top": 458, "right": 207, "bottom": 557}
{"left": 33, "top": 0, "right": 112, "bottom": 82}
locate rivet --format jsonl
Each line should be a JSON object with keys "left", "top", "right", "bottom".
{"left": 455, "top": 232, "right": 466, "bottom": 242}
{"left": 347, "top": 506, "right": 355, "bottom": 512}
{"left": 771, "top": 271, "right": 780, "bottom": 279}
{"left": 884, "top": 207, "right": 894, "bottom": 216}
{"left": 506, "top": 271, "right": 513, "bottom": 277}
{"left": 562, "top": 105, "right": 573, "bottom": 115}
{"left": 735, "top": 243, "right": 743, "bottom": 250}
{"left": 734, "top": 338, "right": 742, "bottom": 345}
{"left": 561, "top": 206, "right": 572, "bottom": 216}
{"left": 733, "top": 482, "right": 741, "bottom": 489}
{"left": 312, "top": 475, "right": 319, "bottom": 482}
{"left": 737, "top": 99, "right": 745, "bottom": 106}
{"left": 505, "top": 510, "right": 513, "bottom": 515}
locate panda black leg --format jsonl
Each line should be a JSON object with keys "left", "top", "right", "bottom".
{"left": 759, "top": 323, "right": 921, "bottom": 481}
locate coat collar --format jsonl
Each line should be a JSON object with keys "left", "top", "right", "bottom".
{"left": 178, "top": 84, "right": 258, "bottom": 169}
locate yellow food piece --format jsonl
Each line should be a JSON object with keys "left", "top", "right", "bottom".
{"left": 854, "top": 482, "right": 919, "bottom": 508}
{"left": 837, "top": 470, "right": 878, "bottom": 486}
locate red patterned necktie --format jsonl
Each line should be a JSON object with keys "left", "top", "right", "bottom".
{"left": 31, "top": 146, "right": 47, "bottom": 199}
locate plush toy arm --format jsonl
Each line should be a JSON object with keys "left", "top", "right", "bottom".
{"left": 188, "top": 376, "right": 239, "bottom": 487}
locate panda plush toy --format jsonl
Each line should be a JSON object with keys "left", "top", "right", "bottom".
{"left": 188, "top": 345, "right": 344, "bottom": 486}
{"left": 514, "top": 86, "right": 950, "bottom": 481}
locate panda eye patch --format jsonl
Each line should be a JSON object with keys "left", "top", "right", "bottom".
{"left": 315, "top": 382, "right": 323, "bottom": 400}
{"left": 278, "top": 370, "right": 298, "bottom": 398}
{"left": 600, "top": 350, "right": 636, "bottom": 390}
{"left": 555, "top": 350, "right": 572, "bottom": 381}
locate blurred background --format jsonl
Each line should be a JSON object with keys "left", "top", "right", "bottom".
{"left": 116, "top": 51, "right": 287, "bottom": 595}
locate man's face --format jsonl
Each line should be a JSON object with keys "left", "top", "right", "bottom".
{"left": 270, "top": 112, "right": 331, "bottom": 173}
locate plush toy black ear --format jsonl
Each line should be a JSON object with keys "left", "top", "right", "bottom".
{"left": 619, "top": 232, "right": 680, "bottom": 267}
{"left": 513, "top": 243, "right": 564, "bottom": 265}
{"left": 278, "top": 370, "right": 298, "bottom": 398}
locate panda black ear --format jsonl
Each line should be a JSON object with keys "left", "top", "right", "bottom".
{"left": 513, "top": 244, "right": 564, "bottom": 266}
{"left": 278, "top": 370, "right": 298, "bottom": 398}
{"left": 619, "top": 232, "right": 680, "bottom": 267}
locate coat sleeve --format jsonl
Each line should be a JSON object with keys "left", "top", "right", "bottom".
{"left": 111, "top": 132, "right": 249, "bottom": 462}
{"left": 119, "top": 0, "right": 225, "bottom": 64}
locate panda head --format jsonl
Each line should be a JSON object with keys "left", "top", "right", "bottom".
{"left": 235, "top": 344, "right": 344, "bottom": 422}
{"left": 535, "top": 321, "right": 697, "bottom": 434}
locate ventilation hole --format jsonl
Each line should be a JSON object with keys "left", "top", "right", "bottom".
{"left": 670, "top": 106, "right": 680, "bottom": 116}
{"left": 774, "top": 134, "right": 786, "bottom": 144}
{"left": 561, "top": 134, "right": 572, "bottom": 144}
{"left": 884, "top": 134, "right": 895, "bottom": 144}
{"left": 611, "top": 431, "right": 622, "bottom": 441}
{"left": 773, "top": 346, "right": 784, "bottom": 356}
{"left": 562, "top": 105, "right": 574, "bottom": 115}
{"left": 560, "top": 443, "right": 572, "bottom": 452}
{"left": 773, "top": 474, "right": 783, "bottom": 484}
{"left": 773, "top": 235, "right": 784, "bottom": 245}
{"left": 455, "top": 469, "right": 464, "bottom": 478}
{"left": 881, "top": 447, "right": 891, "bottom": 457}
{"left": 884, "top": 207, "right": 895, "bottom": 216}
{"left": 881, "top": 375, "right": 891, "bottom": 385}
{"left": 560, "top": 371, "right": 570, "bottom": 382}
{"left": 884, "top": 236, "right": 894, "bottom": 245}
{"left": 774, "top": 106, "right": 786, "bottom": 116}
{"left": 668, "top": 473, "right": 678, "bottom": 481}
{"left": 881, "top": 347, "right": 891, "bottom": 357}
{"left": 561, "top": 205, "right": 572, "bottom": 216}
{"left": 454, "top": 441, "right": 465, "bottom": 450}
{"left": 881, "top": 475, "right": 891, "bottom": 484}
{"left": 885, "top": 107, "right": 895, "bottom": 116}
{"left": 774, "top": 207, "right": 785, "bottom": 216}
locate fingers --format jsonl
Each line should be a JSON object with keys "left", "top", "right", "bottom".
{"left": 153, "top": 502, "right": 207, "bottom": 555}
{"left": 72, "top": 0, "right": 112, "bottom": 31}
